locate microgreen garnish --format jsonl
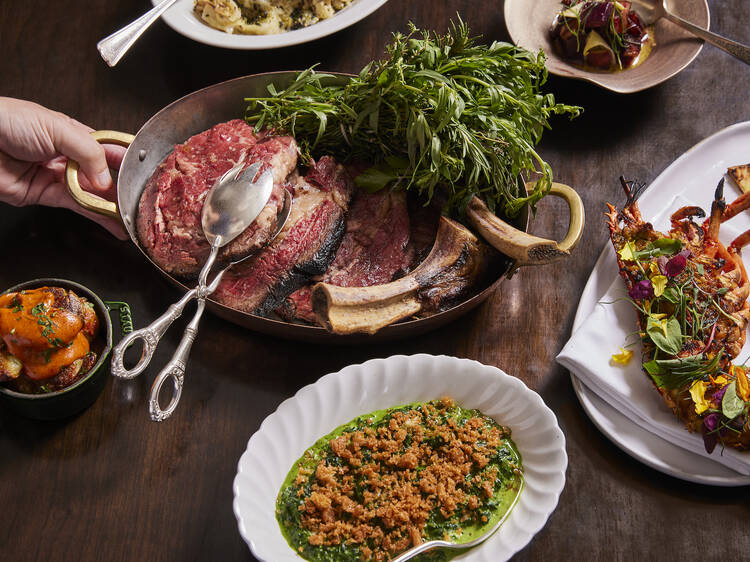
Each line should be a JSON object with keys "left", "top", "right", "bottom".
{"left": 30, "top": 302, "right": 63, "bottom": 348}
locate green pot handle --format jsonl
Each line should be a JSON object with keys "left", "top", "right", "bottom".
{"left": 104, "top": 301, "right": 134, "bottom": 334}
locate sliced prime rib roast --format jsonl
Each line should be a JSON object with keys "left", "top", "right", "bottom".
{"left": 277, "top": 190, "right": 415, "bottom": 323}
{"left": 136, "top": 119, "right": 297, "bottom": 278}
{"left": 212, "top": 157, "right": 354, "bottom": 316}
{"left": 311, "top": 216, "right": 496, "bottom": 334}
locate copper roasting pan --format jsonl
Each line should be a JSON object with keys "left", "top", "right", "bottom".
{"left": 64, "top": 72, "right": 584, "bottom": 343}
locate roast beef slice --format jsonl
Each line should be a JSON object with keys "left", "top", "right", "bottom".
{"left": 136, "top": 119, "right": 297, "bottom": 277}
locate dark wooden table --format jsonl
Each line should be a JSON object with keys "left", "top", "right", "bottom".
{"left": 2, "top": 1, "right": 750, "bottom": 560}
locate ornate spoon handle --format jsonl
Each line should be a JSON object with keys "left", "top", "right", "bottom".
{"left": 146, "top": 244, "right": 227, "bottom": 422}
{"left": 148, "top": 298, "right": 206, "bottom": 422}
{"left": 110, "top": 240, "right": 221, "bottom": 380}
{"left": 97, "top": 0, "right": 179, "bottom": 67}
{"left": 110, "top": 287, "right": 198, "bottom": 380}
{"left": 664, "top": 9, "right": 750, "bottom": 65}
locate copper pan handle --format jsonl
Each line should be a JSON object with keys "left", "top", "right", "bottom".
{"left": 466, "top": 181, "right": 584, "bottom": 268}
{"left": 64, "top": 130, "right": 135, "bottom": 220}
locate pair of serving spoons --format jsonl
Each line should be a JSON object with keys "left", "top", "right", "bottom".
{"left": 110, "top": 160, "right": 291, "bottom": 421}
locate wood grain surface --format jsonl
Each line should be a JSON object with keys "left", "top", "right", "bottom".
{"left": 1, "top": 1, "right": 750, "bottom": 560}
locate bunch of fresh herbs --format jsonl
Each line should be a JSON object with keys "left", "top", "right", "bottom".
{"left": 245, "top": 18, "right": 581, "bottom": 217}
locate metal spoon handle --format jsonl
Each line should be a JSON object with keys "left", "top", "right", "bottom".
{"left": 148, "top": 298, "right": 206, "bottom": 421}
{"left": 110, "top": 287, "right": 198, "bottom": 379}
{"left": 110, "top": 240, "right": 221, "bottom": 380}
{"left": 145, "top": 241, "right": 225, "bottom": 422}
{"left": 97, "top": 0, "right": 179, "bottom": 67}
{"left": 664, "top": 8, "right": 750, "bottom": 65}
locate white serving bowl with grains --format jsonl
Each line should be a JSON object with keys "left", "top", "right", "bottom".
{"left": 154, "top": 0, "right": 390, "bottom": 49}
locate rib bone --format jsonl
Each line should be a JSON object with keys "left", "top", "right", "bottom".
{"left": 310, "top": 217, "right": 488, "bottom": 335}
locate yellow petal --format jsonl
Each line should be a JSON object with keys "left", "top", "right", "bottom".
{"left": 736, "top": 367, "right": 750, "bottom": 401}
{"left": 709, "top": 375, "right": 729, "bottom": 387}
{"left": 618, "top": 242, "right": 635, "bottom": 262}
{"left": 651, "top": 313, "right": 667, "bottom": 320}
{"left": 610, "top": 347, "right": 633, "bottom": 366}
{"left": 649, "top": 263, "right": 661, "bottom": 276}
{"left": 651, "top": 275, "right": 668, "bottom": 297}
{"left": 689, "top": 381, "right": 710, "bottom": 415}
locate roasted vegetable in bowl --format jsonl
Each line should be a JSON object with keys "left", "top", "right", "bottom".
{"left": 0, "top": 286, "right": 101, "bottom": 393}
{"left": 550, "top": 0, "right": 651, "bottom": 71}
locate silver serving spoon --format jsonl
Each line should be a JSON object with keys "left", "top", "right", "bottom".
{"left": 111, "top": 160, "right": 292, "bottom": 421}
{"left": 632, "top": 0, "right": 750, "bottom": 65}
{"left": 97, "top": 0, "right": 180, "bottom": 67}
{"left": 389, "top": 477, "right": 524, "bottom": 562}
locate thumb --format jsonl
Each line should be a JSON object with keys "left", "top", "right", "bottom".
{"left": 50, "top": 117, "right": 112, "bottom": 192}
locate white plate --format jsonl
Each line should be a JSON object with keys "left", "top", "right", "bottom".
{"left": 570, "top": 121, "right": 750, "bottom": 486}
{"left": 233, "top": 354, "right": 567, "bottom": 561}
{"left": 155, "top": 0, "right": 389, "bottom": 50}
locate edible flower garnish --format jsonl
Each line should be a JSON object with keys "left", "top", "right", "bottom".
{"left": 733, "top": 366, "right": 750, "bottom": 401}
{"left": 618, "top": 242, "right": 635, "bottom": 262}
{"left": 628, "top": 279, "right": 653, "bottom": 300}
{"left": 702, "top": 413, "right": 721, "bottom": 454}
{"left": 610, "top": 347, "right": 633, "bottom": 366}
{"left": 709, "top": 374, "right": 729, "bottom": 387}
{"left": 689, "top": 380, "right": 710, "bottom": 414}
{"left": 650, "top": 275, "right": 667, "bottom": 297}
{"left": 665, "top": 252, "right": 688, "bottom": 278}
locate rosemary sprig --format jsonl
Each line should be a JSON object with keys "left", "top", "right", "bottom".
{"left": 245, "top": 18, "right": 582, "bottom": 216}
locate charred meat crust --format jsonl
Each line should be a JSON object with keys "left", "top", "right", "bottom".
{"left": 253, "top": 216, "right": 346, "bottom": 317}
{"left": 278, "top": 190, "right": 415, "bottom": 324}
{"left": 212, "top": 156, "right": 354, "bottom": 316}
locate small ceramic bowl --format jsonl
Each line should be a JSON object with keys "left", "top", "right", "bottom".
{"left": 504, "top": 0, "right": 709, "bottom": 93}
{"left": 0, "top": 278, "right": 129, "bottom": 420}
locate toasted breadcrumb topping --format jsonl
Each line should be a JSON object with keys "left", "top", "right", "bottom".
{"left": 284, "top": 398, "right": 517, "bottom": 561}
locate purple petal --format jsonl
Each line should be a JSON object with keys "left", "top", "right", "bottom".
{"left": 702, "top": 413, "right": 721, "bottom": 454}
{"left": 628, "top": 280, "right": 653, "bottom": 300}
{"left": 713, "top": 386, "right": 728, "bottom": 402}
{"left": 657, "top": 256, "right": 668, "bottom": 275}
{"left": 704, "top": 413, "right": 720, "bottom": 432}
{"left": 665, "top": 254, "right": 687, "bottom": 277}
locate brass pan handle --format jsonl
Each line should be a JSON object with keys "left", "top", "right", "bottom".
{"left": 466, "top": 181, "right": 584, "bottom": 268}
{"left": 64, "top": 130, "right": 135, "bottom": 220}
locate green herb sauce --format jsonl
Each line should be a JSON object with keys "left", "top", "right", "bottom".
{"left": 276, "top": 400, "right": 523, "bottom": 562}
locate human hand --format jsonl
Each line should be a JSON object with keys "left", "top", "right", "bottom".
{"left": 0, "top": 97, "right": 128, "bottom": 239}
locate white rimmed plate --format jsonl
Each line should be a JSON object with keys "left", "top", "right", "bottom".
{"left": 570, "top": 121, "right": 750, "bottom": 486}
{"left": 233, "top": 354, "right": 567, "bottom": 561}
{"left": 154, "top": 0, "right": 389, "bottom": 50}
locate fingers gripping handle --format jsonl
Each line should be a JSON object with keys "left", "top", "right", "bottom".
{"left": 110, "top": 288, "right": 198, "bottom": 379}
{"left": 64, "top": 130, "right": 135, "bottom": 219}
{"left": 148, "top": 299, "right": 206, "bottom": 422}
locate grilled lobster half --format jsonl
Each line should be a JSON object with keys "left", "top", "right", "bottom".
{"left": 607, "top": 177, "right": 750, "bottom": 452}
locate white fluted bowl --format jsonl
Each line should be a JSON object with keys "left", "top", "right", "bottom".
{"left": 232, "top": 354, "right": 567, "bottom": 561}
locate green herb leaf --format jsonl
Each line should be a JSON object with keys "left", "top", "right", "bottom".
{"left": 643, "top": 360, "right": 662, "bottom": 375}
{"left": 244, "top": 18, "right": 581, "bottom": 216}
{"left": 645, "top": 353, "right": 723, "bottom": 390}
{"left": 646, "top": 316, "right": 682, "bottom": 356}
{"left": 633, "top": 238, "right": 683, "bottom": 259}
{"left": 661, "top": 287, "right": 680, "bottom": 304}
{"left": 722, "top": 381, "right": 745, "bottom": 419}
